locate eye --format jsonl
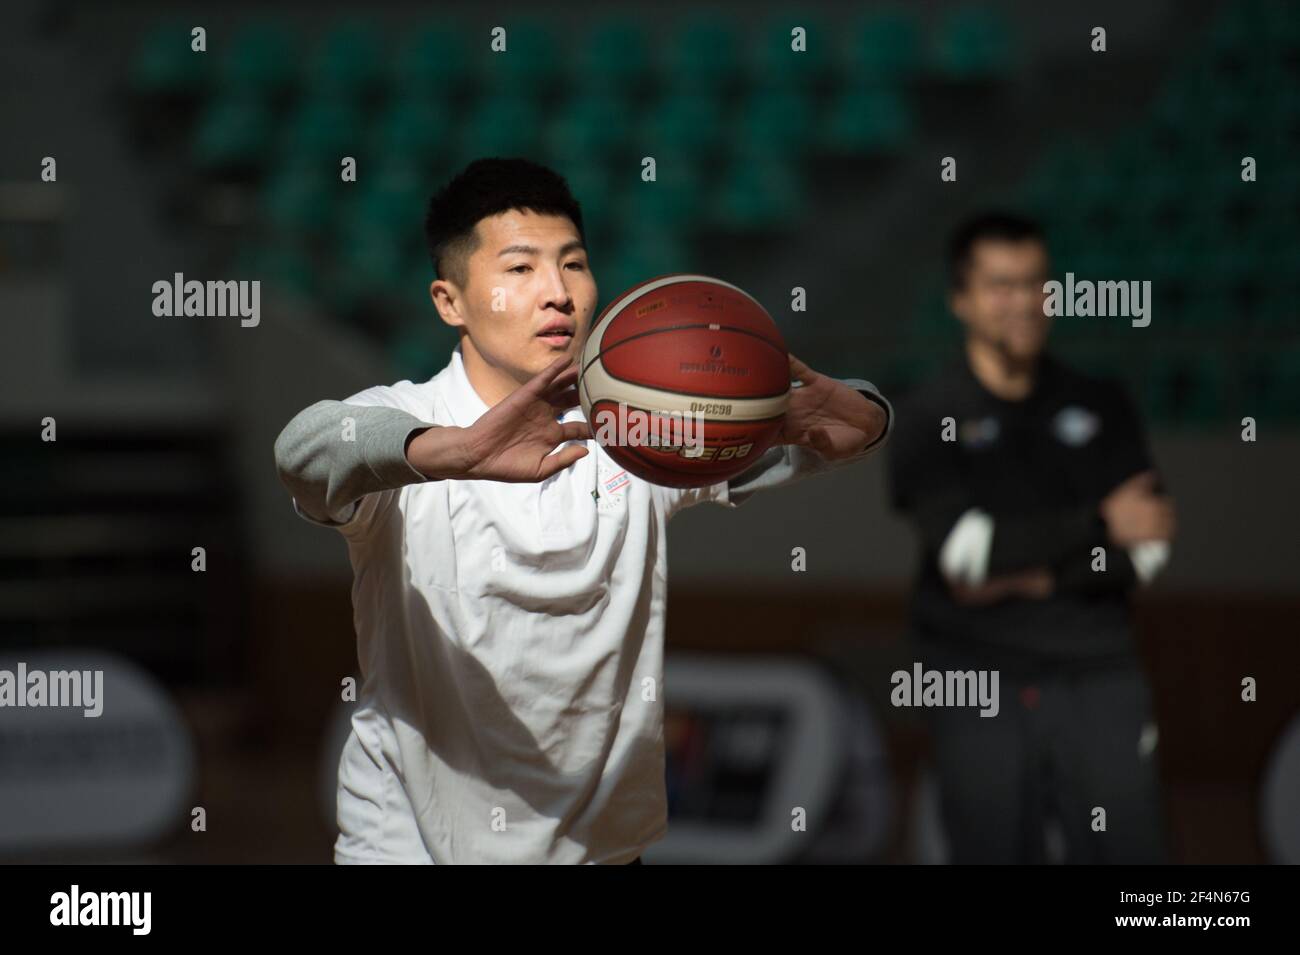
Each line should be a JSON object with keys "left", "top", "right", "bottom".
{"left": 566, "top": 261, "right": 587, "bottom": 271}
{"left": 508, "top": 264, "right": 531, "bottom": 274}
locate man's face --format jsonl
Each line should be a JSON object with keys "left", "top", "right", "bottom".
{"left": 950, "top": 238, "right": 1051, "bottom": 363}
{"left": 434, "top": 208, "right": 598, "bottom": 385}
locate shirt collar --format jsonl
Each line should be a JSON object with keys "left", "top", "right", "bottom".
{"left": 441, "top": 344, "right": 490, "bottom": 427}
{"left": 440, "top": 343, "right": 587, "bottom": 428}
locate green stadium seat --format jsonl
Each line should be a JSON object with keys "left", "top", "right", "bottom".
{"left": 598, "top": 234, "right": 693, "bottom": 305}
{"left": 1139, "top": 355, "right": 1182, "bottom": 427}
{"left": 1105, "top": 130, "right": 1166, "bottom": 188}
{"left": 280, "top": 97, "right": 366, "bottom": 164}
{"left": 1209, "top": 0, "right": 1300, "bottom": 63}
{"left": 1151, "top": 66, "right": 1243, "bottom": 147}
{"left": 613, "top": 161, "right": 705, "bottom": 237}
{"left": 818, "top": 86, "right": 913, "bottom": 154}
{"left": 261, "top": 161, "right": 335, "bottom": 236}
{"left": 543, "top": 92, "right": 633, "bottom": 166}
{"left": 336, "top": 159, "right": 428, "bottom": 240}
{"left": 237, "top": 242, "right": 316, "bottom": 301}
{"left": 1118, "top": 171, "right": 1185, "bottom": 235}
{"left": 839, "top": 9, "right": 922, "bottom": 83}
{"left": 1205, "top": 2, "right": 1255, "bottom": 70}
{"left": 390, "top": 313, "right": 461, "bottom": 383}
{"left": 219, "top": 21, "right": 296, "bottom": 98}
{"left": 659, "top": 13, "right": 742, "bottom": 92}
{"left": 367, "top": 97, "right": 451, "bottom": 168}
{"left": 1180, "top": 286, "right": 1237, "bottom": 333}
{"left": 191, "top": 95, "right": 275, "bottom": 173}
{"left": 707, "top": 156, "right": 805, "bottom": 231}
{"left": 1258, "top": 348, "right": 1300, "bottom": 422}
{"left": 330, "top": 230, "right": 408, "bottom": 312}
{"left": 477, "top": 18, "right": 563, "bottom": 92}
{"left": 930, "top": 8, "right": 1014, "bottom": 80}
{"left": 1060, "top": 248, "right": 1111, "bottom": 284}
{"left": 393, "top": 20, "right": 473, "bottom": 95}
{"left": 734, "top": 88, "right": 817, "bottom": 158}
{"left": 130, "top": 22, "right": 209, "bottom": 98}
{"left": 572, "top": 16, "right": 651, "bottom": 92}
{"left": 1249, "top": 208, "right": 1300, "bottom": 303}
{"left": 554, "top": 161, "right": 615, "bottom": 245}
{"left": 910, "top": 287, "right": 953, "bottom": 343}
{"left": 455, "top": 94, "right": 542, "bottom": 167}
{"left": 1205, "top": 244, "right": 1261, "bottom": 293}
{"left": 1067, "top": 168, "right": 1127, "bottom": 235}
{"left": 636, "top": 92, "right": 726, "bottom": 157}
{"left": 887, "top": 352, "right": 934, "bottom": 394}
{"left": 1027, "top": 140, "right": 1088, "bottom": 183}
{"left": 1060, "top": 349, "right": 1124, "bottom": 384}
{"left": 305, "top": 20, "right": 384, "bottom": 97}
{"left": 748, "top": 14, "right": 831, "bottom": 89}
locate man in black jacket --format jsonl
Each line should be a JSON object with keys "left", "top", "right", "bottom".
{"left": 888, "top": 213, "right": 1176, "bottom": 863}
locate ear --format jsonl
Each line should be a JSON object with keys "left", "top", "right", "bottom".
{"left": 430, "top": 279, "right": 465, "bottom": 330}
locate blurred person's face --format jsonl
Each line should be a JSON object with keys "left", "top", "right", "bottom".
{"left": 431, "top": 208, "right": 598, "bottom": 402}
{"left": 950, "top": 238, "right": 1052, "bottom": 364}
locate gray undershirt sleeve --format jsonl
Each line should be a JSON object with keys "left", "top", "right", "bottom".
{"left": 273, "top": 400, "right": 434, "bottom": 527}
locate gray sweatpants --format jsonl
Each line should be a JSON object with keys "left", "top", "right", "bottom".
{"left": 918, "top": 642, "right": 1171, "bottom": 864}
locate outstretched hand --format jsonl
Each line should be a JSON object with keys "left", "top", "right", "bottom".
{"left": 779, "top": 355, "right": 887, "bottom": 460}
{"left": 460, "top": 356, "right": 593, "bottom": 482}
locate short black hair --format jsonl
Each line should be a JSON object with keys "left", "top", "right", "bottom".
{"left": 423, "top": 157, "right": 585, "bottom": 289}
{"left": 947, "top": 212, "right": 1047, "bottom": 291}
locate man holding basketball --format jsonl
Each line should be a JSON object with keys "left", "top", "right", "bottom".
{"left": 274, "top": 157, "right": 891, "bottom": 864}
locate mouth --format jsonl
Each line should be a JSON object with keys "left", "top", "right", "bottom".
{"left": 536, "top": 322, "right": 576, "bottom": 347}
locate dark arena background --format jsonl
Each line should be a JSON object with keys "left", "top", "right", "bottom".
{"left": 0, "top": 0, "right": 1296, "bottom": 918}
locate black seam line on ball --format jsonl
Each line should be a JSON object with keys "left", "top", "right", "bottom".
{"left": 585, "top": 324, "right": 785, "bottom": 376}
{"left": 581, "top": 323, "right": 788, "bottom": 380}
{"left": 588, "top": 408, "right": 786, "bottom": 426}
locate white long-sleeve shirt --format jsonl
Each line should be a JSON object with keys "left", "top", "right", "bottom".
{"left": 273, "top": 346, "right": 890, "bottom": 864}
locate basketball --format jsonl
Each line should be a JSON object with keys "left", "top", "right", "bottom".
{"left": 578, "top": 273, "right": 791, "bottom": 488}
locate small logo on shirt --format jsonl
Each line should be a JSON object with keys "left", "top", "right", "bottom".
{"left": 1052, "top": 406, "right": 1101, "bottom": 447}
{"left": 596, "top": 460, "right": 629, "bottom": 513}
{"left": 959, "top": 416, "right": 1001, "bottom": 449}
{"left": 604, "top": 469, "right": 629, "bottom": 495}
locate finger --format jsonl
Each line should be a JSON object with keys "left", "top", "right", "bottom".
{"left": 547, "top": 386, "right": 581, "bottom": 411}
{"left": 537, "top": 443, "right": 589, "bottom": 478}
{"left": 808, "top": 426, "right": 836, "bottom": 456}
{"left": 527, "top": 355, "right": 577, "bottom": 394}
{"left": 543, "top": 366, "right": 581, "bottom": 400}
{"left": 788, "top": 353, "right": 817, "bottom": 387}
{"left": 559, "top": 419, "right": 593, "bottom": 442}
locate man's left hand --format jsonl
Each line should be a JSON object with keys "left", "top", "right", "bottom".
{"left": 780, "top": 355, "right": 888, "bottom": 459}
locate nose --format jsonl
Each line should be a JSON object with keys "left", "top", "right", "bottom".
{"left": 1009, "top": 281, "right": 1043, "bottom": 320}
{"left": 540, "top": 263, "right": 573, "bottom": 312}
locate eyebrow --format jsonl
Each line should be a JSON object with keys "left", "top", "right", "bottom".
{"left": 497, "top": 240, "right": 587, "bottom": 257}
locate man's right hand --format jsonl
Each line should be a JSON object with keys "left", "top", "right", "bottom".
{"left": 406, "top": 357, "right": 593, "bottom": 482}
{"left": 1100, "top": 470, "right": 1176, "bottom": 547}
